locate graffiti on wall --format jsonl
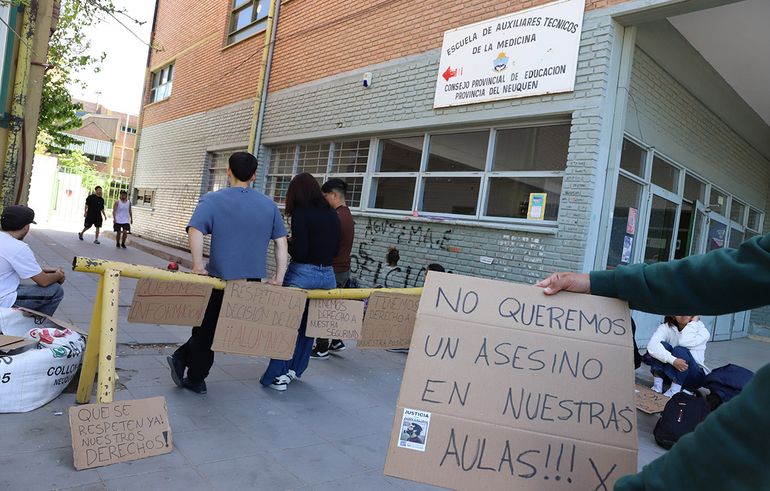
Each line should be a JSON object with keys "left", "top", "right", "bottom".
{"left": 351, "top": 217, "right": 454, "bottom": 288}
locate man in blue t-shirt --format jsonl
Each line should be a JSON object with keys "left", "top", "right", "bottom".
{"left": 167, "top": 152, "right": 288, "bottom": 394}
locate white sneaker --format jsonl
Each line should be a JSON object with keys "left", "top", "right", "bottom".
{"left": 269, "top": 374, "right": 291, "bottom": 391}
{"left": 663, "top": 386, "right": 682, "bottom": 398}
{"left": 651, "top": 378, "right": 663, "bottom": 394}
{"left": 287, "top": 369, "right": 297, "bottom": 382}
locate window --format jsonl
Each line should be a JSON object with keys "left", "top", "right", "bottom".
{"left": 683, "top": 174, "right": 705, "bottom": 203}
{"left": 327, "top": 140, "right": 369, "bottom": 207}
{"left": 606, "top": 175, "right": 643, "bottom": 268}
{"left": 133, "top": 188, "right": 156, "bottom": 208}
{"left": 651, "top": 156, "right": 679, "bottom": 193}
{"left": 150, "top": 63, "right": 174, "bottom": 103}
{"left": 709, "top": 187, "right": 727, "bottom": 216}
{"left": 265, "top": 145, "right": 295, "bottom": 205}
{"left": 85, "top": 153, "right": 108, "bottom": 163}
{"left": 746, "top": 208, "right": 763, "bottom": 239}
{"left": 729, "top": 199, "right": 746, "bottom": 224}
{"left": 371, "top": 137, "right": 423, "bottom": 211}
{"left": 121, "top": 125, "right": 137, "bottom": 134}
{"left": 206, "top": 150, "right": 245, "bottom": 193}
{"left": 228, "top": 0, "right": 269, "bottom": 44}
{"left": 619, "top": 138, "right": 646, "bottom": 177}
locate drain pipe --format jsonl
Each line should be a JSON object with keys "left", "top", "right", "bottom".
{"left": 247, "top": 0, "right": 281, "bottom": 162}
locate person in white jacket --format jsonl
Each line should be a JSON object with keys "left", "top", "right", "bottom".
{"left": 647, "top": 315, "right": 710, "bottom": 397}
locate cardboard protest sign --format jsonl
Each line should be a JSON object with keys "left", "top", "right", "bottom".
{"left": 69, "top": 396, "right": 172, "bottom": 470}
{"left": 384, "top": 272, "right": 637, "bottom": 490}
{"left": 305, "top": 299, "right": 364, "bottom": 339}
{"left": 358, "top": 292, "right": 420, "bottom": 349}
{"left": 635, "top": 384, "right": 668, "bottom": 414}
{"left": 211, "top": 281, "right": 307, "bottom": 360}
{"left": 128, "top": 279, "right": 213, "bottom": 326}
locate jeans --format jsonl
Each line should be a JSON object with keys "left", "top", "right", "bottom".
{"left": 315, "top": 270, "right": 350, "bottom": 352}
{"left": 649, "top": 341, "right": 706, "bottom": 391}
{"left": 260, "top": 262, "right": 336, "bottom": 385}
{"left": 15, "top": 283, "right": 64, "bottom": 316}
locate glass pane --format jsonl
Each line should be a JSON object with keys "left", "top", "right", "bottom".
{"left": 372, "top": 177, "right": 415, "bottom": 210}
{"left": 270, "top": 145, "right": 295, "bottom": 173}
{"left": 493, "top": 125, "right": 569, "bottom": 171}
{"left": 606, "top": 175, "right": 642, "bottom": 268}
{"left": 328, "top": 176, "right": 363, "bottom": 207}
{"left": 748, "top": 208, "right": 761, "bottom": 231}
{"left": 255, "top": 0, "right": 269, "bottom": 21}
{"left": 427, "top": 132, "right": 488, "bottom": 172}
{"left": 644, "top": 195, "right": 677, "bottom": 263}
{"left": 379, "top": 137, "right": 423, "bottom": 172}
{"left": 486, "top": 177, "right": 562, "bottom": 220}
{"left": 421, "top": 177, "right": 480, "bottom": 215}
{"left": 619, "top": 138, "right": 646, "bottom": 177}
{"left": 651, "top": 156, "right": 679, "bottom": 193}
{"left": 233, "top": 5, "right": 254, "bottom": 31}
{"left": 730, "top": 200, "right": 746, "bottom": 224}
{"left": 265, "top": 176, "right": 291, "bottom": 205}
{"left": 674, "top": 201, "right": 693, "bottom": 260}
{"left": 331, "top": 140, "right": 369, "bottom": 173}
{"left": 167, "top": 64, "right": 173, "bottom": 81}
{"left": 209, "top": 169, "right": 229, "bottom": 193}
{"left": 683, "top": 174, "right": 705, "bottom": 203}
{"left": 728, "top": 227, "right": 744, "bottom": 249}
{"left": 297, "top": 143, "right": 330, "bottom": 174}
{"left": 160, "top": 67, "right": 169, "bottom": 84}
{"left": 151, "top": 71, "right": 159, "bottom": 88}
{"left": 706, "top": 219, "right": 727, "bottom": 252}
{"left": 709, "top": 188, "right": 727, "bottom": 216}
{"left": 233, "top": 0, "right": 250, "bottom": 8}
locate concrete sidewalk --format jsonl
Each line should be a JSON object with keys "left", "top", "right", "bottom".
{"left": 1, "top": 223, "right": 769, "bottom": 490}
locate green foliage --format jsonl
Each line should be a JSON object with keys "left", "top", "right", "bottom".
{"left": 58, "top": 149, "right": 104, "bottom": 190}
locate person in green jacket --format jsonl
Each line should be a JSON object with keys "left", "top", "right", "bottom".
{"left": 537, "top": 233, "right": 770, "bottom": 491}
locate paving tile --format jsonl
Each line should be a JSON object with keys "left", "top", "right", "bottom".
{"left": 173, "top": 427, "right": 264, "bottom": 465}
{"left": 0, "top": 447, "right": 102, "bottom": 490}
{"left": 102, "top": 467, "right": 212, "bottom": 491}
{"left": 196, "top": 452, "right": 304, "bottom": 491}
{"left": 332, "top": 432, "right": 390, "bottom": 470}
{"left": 275, "top": 442, "right": 370, "bottom": 485}
{"left": 299, "top": 469, "right": 400, "bottom": 490}
{"left": 96, "top": 448, "right": 190, "bottom": 480}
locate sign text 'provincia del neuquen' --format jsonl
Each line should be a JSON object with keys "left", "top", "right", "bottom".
{"left": 434, "top": 0, "right": 585, "bottom": 108}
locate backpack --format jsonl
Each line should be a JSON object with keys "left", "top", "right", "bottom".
{"left": 703, "top": 364, "right": 754, "bottom": 410}
{"left": 653, "top": 392, "right": 710, "bottom": 449}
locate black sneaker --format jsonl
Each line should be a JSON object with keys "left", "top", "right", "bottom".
{"left": 167, "top": 355, "right": 185, "bottom": 388}
{"left": 94, "top": 239, "right": 100, "bottom": 244}
{"left": 329, "top": 340, "right": 346, "bottom": 351}
{"left": 78, "top": 232, "right": 83, "bottom": 241}
{"left": 182, "top": 377, "right": 207, "bottom": 394}
{"left": 116, "top": 242, "right": 120, "bottom": 248}
{"left": 121, "top": 243, "right": 127, "bottom": 249}
{"left": 310, "top": 348, "right": 329, "bottom": 360}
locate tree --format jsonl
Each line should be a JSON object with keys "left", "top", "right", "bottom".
{"left": 36, "top": 0, "right": 147, "bottom": 152}
{"left": 57, "top": 149, "right": 104, "bottom": 190}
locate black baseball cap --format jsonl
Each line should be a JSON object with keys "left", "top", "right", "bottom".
{"left": 1, "top": 205, "right": 36, "bottom": 231}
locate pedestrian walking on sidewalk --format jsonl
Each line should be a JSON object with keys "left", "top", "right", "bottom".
{"left": 260, "top": 173, "right": 340, "bottom": 391}
{"left": 0, "top": 205, "right": 65, "bottom": 316}
{"left": 78, "top": 186, "right": 106, "bottom": 244}
{"left": 167, "top": 152, "right": 288, "bottom": 394}
{"left": 311, "top": 178, "right": 354, "bottom": 360}
{"left": 112, "top": 190, "right": 132, "bottom": 249}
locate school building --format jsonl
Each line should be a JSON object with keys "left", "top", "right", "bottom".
{"left": 131, "top": 0, "right": 770, "bottom": 344}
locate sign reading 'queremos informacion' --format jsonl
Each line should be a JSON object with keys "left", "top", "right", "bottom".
{"left": 434, "top": 0, "right": 585, "bottom": 108}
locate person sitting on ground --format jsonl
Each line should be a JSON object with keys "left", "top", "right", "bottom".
{"left": 647, "top": 315, "right": 710, "bottom": 397}
{"left": 259, "top": 173, "right": 340, "bottom": 391}
{"left": 0, "top": 205, "right": 65, "bottom": 316}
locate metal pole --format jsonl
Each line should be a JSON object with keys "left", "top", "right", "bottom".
{"left": 97, "top": 269, "right": 120, "bottom": 403}
{"left": 75, "top": 273, "right": 104, "bottom": 404}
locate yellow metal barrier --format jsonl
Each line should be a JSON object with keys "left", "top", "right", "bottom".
{"left": 72, "top": 256, "right": 422, "bottom": 403}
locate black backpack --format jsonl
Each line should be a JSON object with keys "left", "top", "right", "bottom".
{"left": 653, "top": 392, "right": 710, "bottom": 449}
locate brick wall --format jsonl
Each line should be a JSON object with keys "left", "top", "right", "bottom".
{"left": 140, "top": 0, "right": 265, "bottom": 128}
{"left": 261, "top": 11, "right": 622, "bottom": 284}
{"left": 131, "top": 99, "right": 254, "bottom": 249}
{"left": 626, "top": 48, "right": 770, "bottom": 336}
{"left": 269, "top": 0, "right": 631, "bottom": 92}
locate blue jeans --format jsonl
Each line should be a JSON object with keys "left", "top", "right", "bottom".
{"left": 649, "top": 342, "right": 706, "bottom": 391}
{"left": 15, "top": 283, "right": 64, "bottom": 316}
{"left": 260, "top": 262, "right": 335, "bottom": 385}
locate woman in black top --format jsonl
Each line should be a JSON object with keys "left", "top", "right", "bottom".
{"left": 260, "top": 173, "right": 340, "bottom": 391}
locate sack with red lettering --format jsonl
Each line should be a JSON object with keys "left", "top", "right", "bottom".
{"left": 0, "top": 308, "right": 85, "bottom": 413}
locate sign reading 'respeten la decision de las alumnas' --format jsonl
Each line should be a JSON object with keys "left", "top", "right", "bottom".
{"left": 434, "top": 0, "right": 585, "bottom": 108}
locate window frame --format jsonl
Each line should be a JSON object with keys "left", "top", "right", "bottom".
{"left": 149, "top": 63, "right": 174, "bottom": 103}
{"left": 132, "top": 188, "right": 156, "bottom": 209}
{"left": 227, "top": 0, "right": 269, "bottom": 45}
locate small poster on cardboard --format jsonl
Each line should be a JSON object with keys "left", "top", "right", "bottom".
{"left": 527, "top": 193, "right": 547, "bottom": 220}
{"left": 305, "top": 299, "right": 364, "bottom": 339}
{"left": 626, "top": 207, "right": 638, "bottom": 235}
{"left": 358, "top": 292, "right": 420, "bottom": 349}
{"left": 211, "top": 281, "right": 307, "bottom": 360}
{"left": 128, "top": 278, "right": 213, "bottom": 326}
{"left": 69, "top": 396, "right": 172, "bottom": 470}
{"left": 397, "top": 408, "right": 431, "bottom": 452}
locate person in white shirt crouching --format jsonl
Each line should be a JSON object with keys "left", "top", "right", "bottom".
{"left": 647, "top": 315, "right": 710, "bottom": 397}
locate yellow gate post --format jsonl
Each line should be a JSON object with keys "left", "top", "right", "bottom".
{"left": 75, "top": 274, "right": 104, "bottom": 404}
{"left": 97, "top": 269, "right": 120, "bottom": 403}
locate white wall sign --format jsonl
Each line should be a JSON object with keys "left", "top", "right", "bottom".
{"left": 433, "top": 0, "right": 585, "bottom": 108}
